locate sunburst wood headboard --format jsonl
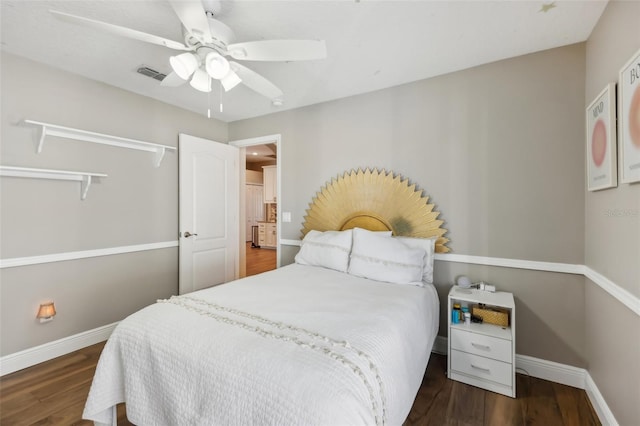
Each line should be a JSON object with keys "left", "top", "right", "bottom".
{"left": 301, "top": 168, "right": 450, "bottom": 253}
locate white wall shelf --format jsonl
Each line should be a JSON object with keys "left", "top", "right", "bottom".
{"left": 24, "top": 119, "right": 176, "bottom": 167}
{"left": 0, "top": 166, "right": 107, "bottom": 200}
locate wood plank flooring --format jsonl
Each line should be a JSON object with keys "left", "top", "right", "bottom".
{"left": 1, "top": 341, "right": 599, "bottom": 425}
{"left": 245, "top": 241, "right": 276, "bottom": 276}
{"left": 404, "top": 354, "right": 600, "bottom": 426}
{"left": 0, "top": 342, "right": 131, "bottom": 426}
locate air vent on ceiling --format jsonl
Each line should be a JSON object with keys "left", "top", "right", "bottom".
{"left": 136, "top": 66, "right": 167, "bottom": 82}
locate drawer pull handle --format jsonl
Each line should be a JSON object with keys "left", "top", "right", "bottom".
{"left": 471, "top": 364, "right": 491, "bottom": 373}
{"left": 471, "top": 342, "right": 491, "bottom": 350}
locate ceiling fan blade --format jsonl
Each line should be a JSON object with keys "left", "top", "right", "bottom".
{"left": 226, "top": 40, "right": 327, "bottom": 61}
{"left": 168, "top": 0, "right": 213, "bottom": 44}
{"left": 229, "top": 62, "right": 283, "bottom": 99}
{"left": 50, "top": 10, "right": 190, "bottom": 51}
{"left": 208, "top": 17, "right": 235, "bottom": 46}
{"left": 161, "top": 71, "right": 187, "bottom": 87}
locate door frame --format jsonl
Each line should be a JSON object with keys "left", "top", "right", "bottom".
{"left": 229, "top": 134, "right": 282, "bottom": 276}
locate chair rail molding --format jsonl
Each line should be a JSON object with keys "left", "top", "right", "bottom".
{"left": 583, "top": 265, "right": 640, "bottom": 316}
{"left": 0, "top": 241, "right": 179, "bottom": 269}
{"left": 279, "top": 239, "right": 639, "bottom": 316}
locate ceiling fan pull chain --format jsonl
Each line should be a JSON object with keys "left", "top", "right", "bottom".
{"left": 219, "top": 82, "right": 224, "bottom": 113}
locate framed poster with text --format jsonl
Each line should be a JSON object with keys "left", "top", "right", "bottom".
{"left": 586, "top": 83, "right": 617, "bottom": 191}
{"left": 619, "top": 48, "right": 640, "bottom": 184}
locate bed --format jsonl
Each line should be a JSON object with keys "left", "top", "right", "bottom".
{"left": 84, "top": 169, "right": 448, "bottom": 426}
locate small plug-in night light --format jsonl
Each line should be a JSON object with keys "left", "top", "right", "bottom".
{"left": 37, "top": 302, "right": 56, "bottom": 323}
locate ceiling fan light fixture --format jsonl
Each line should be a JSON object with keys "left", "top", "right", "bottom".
{"left": 190, "top": 68, "right": 212, "bottom": 92}
{"left": 221, "top": 71, "right": 242, "bottom": 92}
{"left": 205, "top": 52, "right": 231, "bottom": 79}
{"left": 170, "top": 52, "right": 198, "bottom": 80}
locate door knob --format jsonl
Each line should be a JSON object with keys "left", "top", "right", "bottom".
{"left": 184, "top": 231, "right": 198, "bottom": 238}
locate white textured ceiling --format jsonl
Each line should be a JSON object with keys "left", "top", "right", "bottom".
{"left": 1, "top": 0, "right": 607, "bottom": 122}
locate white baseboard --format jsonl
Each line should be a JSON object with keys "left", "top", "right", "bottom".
{"left": 0, "top": 322, "right": 118, "bottom": 376}
{"left": 434, "top": 336, "right": 616, "bottom": 425}
{"left": 432, "top": 335, "right": 448, "bottom": 355}
{"left": 515, "top": 354, "right": 586, "bottom": 389}
{"left": 585, "top": 372, "right": 619, "bottom": 426}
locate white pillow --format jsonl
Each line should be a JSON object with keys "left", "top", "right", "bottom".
{"left": 348, "top": 228, "right": 424, "bottom": 285}
{"left": 351, "top": 227, "right": 392, "bottom": 237}
{"left": 294, "top": 229, "right": 353, "bottom": 272}
{"left": 394, "top": 236, "right": 437, "bottom": 284}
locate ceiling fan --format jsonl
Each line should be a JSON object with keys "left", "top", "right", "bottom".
{"left": 50, "top": 1, "right": 327, "bottom": 102}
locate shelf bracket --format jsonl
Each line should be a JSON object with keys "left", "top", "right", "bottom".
{"left": 81, "top": 175, "right": 92, "bottom": 201}
{"left": 154, "top": 146, "right": 166, "bottom": 168}
{"left": 37, "top": 125, "right": 47, "bottom": 154}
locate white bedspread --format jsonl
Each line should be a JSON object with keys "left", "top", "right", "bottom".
{"left": 83, "top": 264, "right": 439, "bottom": 426}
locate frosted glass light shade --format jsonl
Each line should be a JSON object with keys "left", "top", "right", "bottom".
{"left": 205, "top": 52, "right": 231, "bottom": 79}
{"left": 221, "top": 71, "right": 242, "bottom": 92}
{"left": 190, "top": 68, "right": 212, "bottom": 93}
{"left": 170, "top": 53, "right": 198, "bottom": 80}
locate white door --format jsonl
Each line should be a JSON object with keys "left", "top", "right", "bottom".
{"left": 179, "top": 134, "right": 239, "bottom": 295}
{"left": 245, "top": 184, "right": 264, "bottom": 241}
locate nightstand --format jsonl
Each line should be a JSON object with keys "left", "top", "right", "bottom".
{"left": 447, "top": 286, "right": 516, "bottom": 398}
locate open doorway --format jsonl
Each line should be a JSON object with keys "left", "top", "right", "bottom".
{"left": 229, "top": 134, "right": 281, "bottom": 278}
{"left": 244, "top": 144, "right": 277, "bottom": 276}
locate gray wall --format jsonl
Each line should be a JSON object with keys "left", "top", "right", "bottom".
{"left": 230, "top": 44, "right": 588, "bottom": 366}
{"left": 585, "top": 1, "right": 640, "bottom": 297}
{"left": 584, "top": 1, "right": 640, "bottom": 425}
{"left": 3, "top": 9, "right": 637, "bottom": 421}
{"left": 0, "top": 53, "right": 227, "bottom": 355}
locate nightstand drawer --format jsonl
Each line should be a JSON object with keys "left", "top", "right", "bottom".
{"left": 450, "top": 350, "right": 512, "bottom": 387}
{"left": 450, "top": 328, "right": 512, "bottom": 363}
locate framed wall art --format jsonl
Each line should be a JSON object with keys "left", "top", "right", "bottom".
{"left": 586, "top": 83, "right": 617, "bottom": 191}
{"left": 618, "top": 48, "right": 640, "bottom": 184}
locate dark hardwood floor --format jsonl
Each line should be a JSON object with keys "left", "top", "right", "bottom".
{"left": 405, "top": 354, "right": 600, "bottom": 426}
{"left": 0, "top": 341, "right": 599, "bottom": 425}
{"left": 0, "top": 342, "right": 131, "bottom": 426}
{"left": 245, "top": 241, "right": 276, "bottom": 276}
